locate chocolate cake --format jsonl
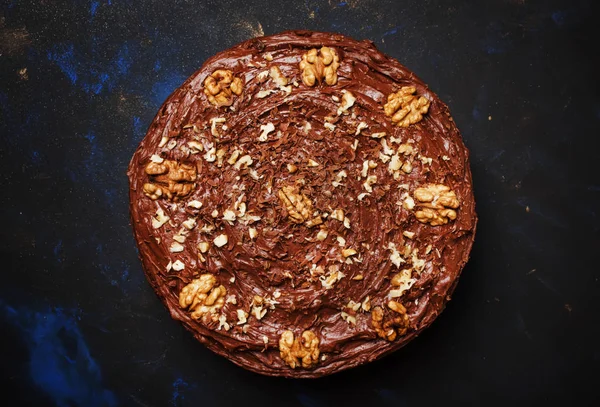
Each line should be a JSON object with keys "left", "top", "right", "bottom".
{"left": 128, "top": 30, "right": 477, "bottom": 378}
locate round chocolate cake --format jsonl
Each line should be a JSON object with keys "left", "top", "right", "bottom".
{"left": 128, "top": 31, "right": 477, "bottom": 378}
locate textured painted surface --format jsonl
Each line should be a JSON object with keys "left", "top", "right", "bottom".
{"left": 0, "top": 0, "right": 598, "bottom": 405}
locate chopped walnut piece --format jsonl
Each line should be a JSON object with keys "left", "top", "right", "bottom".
{"left": 170, "top": 241, "right": 184, "bottom": 253}
{"left": 403, "top": 231, "right": 415, "bottom": 239}
{"left": 319, "top": 265, "right": 345, "bottom": 289}
{"left": 279, "top": 330, "right": 320, "bottom": 369}
{"left": 387, "top": 242, "right": 406, "bottom": 268}
{"left": 143, "top": 160, "right": 196, "bottom": 201}
{"left": 278, "top": 185, "right": 321, "bottom": 227}
{"left": 258, "top": 122, "right": 275, "bottom": 142}
{"left": 172, "top": 260, "right": 185, "bottom": 271}
{"left": 150, "top": 154, "right": 164, "bottom": 163}
{"left": 179, "top": 274, "right": 227, "bottom": 322}
{"left": 210, "top": 117, "right": 226, "bottom": 137}
{"left": 337, "top": 90, "right": 356, "bottom": 115}
{"left": 249, "top": 227, "right": 258, "bottom": 239}
{"left": 203, "top": 69, "right": 243, "bottom": 107}
{"left": 236, "top": 309, "right": 248, "bottom": 325}
{"left": 213, "top": 234, "right": 228, "bottom": 247}
{"left": 361, "top": 296, "right": 371, "bottom": 311}
{"left": 330, "top": 208, "right": 344, "bottom": 221}
{"left": 371, "top": 301, "right": 409, "bottom": 342}
{"left": 390, "top": 269, "right": 415, "bottom": 298}
{"left": 316, "top": 229, "right": 328, "bottom": 241}
{"left": 198, "top": 241, "right": 210, "bottom": 253}
{"left": 251, "top": 295, "right": 268, "bottom": 320}
{"left": 269, "top": 66, "right": 291, "bottom": 93}
{"left": 342, "top": 248, "right": 357, "bottom": 258}
{"left": 413, "top": 184, "right": 460, "bottom": 226}
{"left": 363, "top": 175, "right": 377, "bottom": 193}
{"left": 217, "top": 315, "right": 230, "bottom": 331}
{"left": 151, "top": 207, "right": 170, "bottom": 229}
{"left": 299, "top": 47, "right": 340, "bottom": 87}
{"left": 384, "top": 86, "right": 430, "bottom": 127}
{"left": 307, "top": 158, "right": 320, "bottom": 167}
{"left": 234, "top": 154, "right": 253, "bottom": 170}
{"left": 355, "top": 121, "right": 368, "bottom": 135}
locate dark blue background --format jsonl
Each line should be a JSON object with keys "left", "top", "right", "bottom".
{"left": 1, "top": 0, "right": 598, "bottom": 406}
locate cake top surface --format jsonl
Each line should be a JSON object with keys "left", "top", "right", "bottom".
{"left": 128, "top": 30, "right": 476, "bottom": 377}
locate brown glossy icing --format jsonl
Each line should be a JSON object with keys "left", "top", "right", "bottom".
{"left": 128, "top": 30, "right": 477, "bottom": 378}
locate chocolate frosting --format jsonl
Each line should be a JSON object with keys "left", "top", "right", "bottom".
{"left": 128, "top": 30, "right": 477, "bottom": 378}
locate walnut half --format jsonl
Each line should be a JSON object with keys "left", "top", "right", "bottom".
{"left": 371, "top": 301, "right": 409, "bottom": 342}
{"left": 143, "top": 159, "right": 196, "bottom": 201}
{"left": 279, "top": 330, "right": 320, "bottom": 369}
{"left": 413, "top": 184, "right": 459, "bottom": 226}
{"left": 299, "top": 47, "right": 340, "bottom": 87}
{"left": 203, "top": 69, "right": 243, "bottom": 107}
{"left": 278, "top": 186, "right": 323, "bottom": 228}
{"left": 384, "top": 86, "right": 430, "bottom": 127}
{"left": 179, "top": 274, "right": 227, "bottom": 323}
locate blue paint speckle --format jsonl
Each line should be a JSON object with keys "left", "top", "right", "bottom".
{"left": 115, "top": 45, "right": 132, "bottom": 75}
{"left": 552, "top": 11, "right": 567, "bottom": 26}
{"left": 382, "top": 27, "right": 399, "bottom": 37}
{"left": 133, "top": 116, "right": 143, "bottom": 139}
{"left": 47, "top": 44, "right": 78, "bottom": 85}
{"left": 154, "top": 60, "right": 161, "bottom": 72}
{"left": 377, "top": 388, "right": 409, "bottom": 406}
{"left": 482, "top": 22, "right": 512, "bottom": 55}
{"left": 54, "top": 240, "right": 63, "bottom": 262}
{"left": 3, "top": 304, "right": 117, "bottom": 407}
{"left": 151, "top": 73, "right": 187, "bottom": 107}
{"left": 90, "top": 1, "right": 99, "bottom": 17}
{"left": 171, "top": 377, "right": 192, "bottom": 406}
{"left": 31, "top": 150, "right": 42, "bottom": 165}
{"left": 297, "top": 392, "right": 324, "bottom": 407}
{"left": 0, "top": 92, "right": 9, "bottom": 112}
{"left": 472, "top": 107, "right": 482, "bottom": 121}
{"left": 338, "top": 1, "right": 348, "bottom": 7}
{"left": 47, "top": 42, "right": 133, "bottom": 95}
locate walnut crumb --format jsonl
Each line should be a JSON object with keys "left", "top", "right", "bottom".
{"left": 355, "top": 121, "right": 368, "bottom": 135}
{"left": 213, "top": 234, "right": 228, "bottom": 247}
{"left": 249, "top": 227, "right": 258, "bottom": 239}
{"left": 258, "top": 122, "right": 275, "bottom": 142}
{"left": 389, "top": 269, "right": 415, "bottom": 298}
{"left": 342, "top": 248, "right": 357, "bottom": 257}
{"left": 151, "top": 208, "right": 170, "bottom": 229}
{"left": 337, "top": 91, "right": 356, "bottom": 115}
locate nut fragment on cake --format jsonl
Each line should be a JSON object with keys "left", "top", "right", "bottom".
{"left": 143, "top": 160, "right": 196, "bottom": 201}
{"left": 178, "top": 275, "right": 227, "bottom": 323}
{"left": 371, "top": 301, "right": 409, "bottom": 342}
{"left": 413, "top": 184, "right": 460, "bottom": 226}
{"left": 279, "top": 330, "right": 320, "bottom": 368}
{"left": 278, "top": 185, "right": 322, "bottom": 227}
{"left": 384, "top": 86, "right": 430, "bottom": 127}
{"left": 299, "top": 46, "right": 340, "bottom": 86}
{"left": 203, "top": 69, "right": 243, "bottom": 107}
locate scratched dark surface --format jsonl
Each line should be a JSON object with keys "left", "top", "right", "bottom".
{"left": 1, "top": 0, "right": 599, "bottom": 406}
